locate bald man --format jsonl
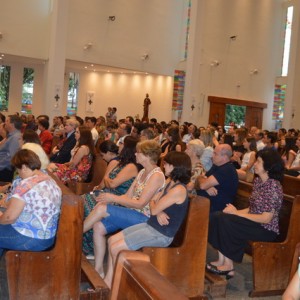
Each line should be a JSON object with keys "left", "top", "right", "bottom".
{"left": 196, "top": 144, "right": 238, "bottom": 212}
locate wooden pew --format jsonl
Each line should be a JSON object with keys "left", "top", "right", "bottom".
{"left": 68, "top": 154, "right": 107, "bottom": 195}
{"left": 111, "top": 251, "right": 189, "bottom": 300}
{"left": 5, "top": 190, "right": 84, "bottom": 299}
{"left": 2, "top": 174, "right": 109, "bottom": 300}
{"left": 80, "top": 255, "right": 110, "bottom": 300}
{"left": 143, "top": 195, "right": 210, "bottom": 299}
{"left": 233, "top": 178, "right": 300, "bottom": 297}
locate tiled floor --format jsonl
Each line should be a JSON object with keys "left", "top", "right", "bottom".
{"left": 207, "top": 245, "right": 282, "bottom": 299}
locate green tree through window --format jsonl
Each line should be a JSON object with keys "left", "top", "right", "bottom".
{"left": 225, "top": 105, "right": 246, "bottom": 127}
{"left": 22, "top": 68, "right": 34, "bottom": 114}
{"left": 0, "top": 65, "right": 11, "bottom": 111}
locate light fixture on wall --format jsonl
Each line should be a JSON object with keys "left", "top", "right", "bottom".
{"left": 250, "top": 68, "right": 259, "bottom": 75}
{"left": 210, "top": 60, "right": 220, "bottom": 67}
{"left": 141, "top": 53, "right": 149, "bottom": 61}
{"left": 83, "top": 42, "right": 93, "bottom": 50}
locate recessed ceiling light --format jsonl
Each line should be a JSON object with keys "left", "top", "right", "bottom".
{"left": 91, "top": 64, "right": 94, "bottom": 67}
{"left": 84, "top": 66, "right": 88, "bottom": 69}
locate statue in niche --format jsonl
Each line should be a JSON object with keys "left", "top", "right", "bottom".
{"left": 142, "top": 93, "right": 151, "bottom": 123}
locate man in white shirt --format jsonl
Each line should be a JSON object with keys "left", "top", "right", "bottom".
{"left": 86, "top": 117, "right": 99, "bottom": 145}
{"left": 254, "top": 129, "right": 265, "bottom": 151}
{"left": 116, "top": 123, "right": 131, "bottom": 146}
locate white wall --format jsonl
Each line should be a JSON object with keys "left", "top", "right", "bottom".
{"left": 1, "top": 0, "right": 300, "bottom": 130}
{"left": 64, "top": 68, "right": 173, "bottom": 122}
{"left": 182, "top": 0, "right": 285, "bottom": 129}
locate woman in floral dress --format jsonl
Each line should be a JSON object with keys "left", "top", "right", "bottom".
{"left": 48, "top": 126, "right": 94, "bottom": 184}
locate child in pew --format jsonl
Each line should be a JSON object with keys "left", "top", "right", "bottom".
{"left": 103, "top": 151, "right": 192, "bottom": 288}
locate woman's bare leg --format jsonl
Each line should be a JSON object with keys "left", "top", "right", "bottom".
{"left": 104, "top": 231, "right": 128, "bottom": 288}
{"left": 83, "top": 204, "right": 108, "bottom": 233}
{"left": 93, "top": 222, "right": 108, "bottom": 277}
{"left": 209, "top": 250, "right": 225, "bottom": 267}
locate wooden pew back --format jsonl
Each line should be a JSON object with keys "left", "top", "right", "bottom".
{"left": 143, "top": 195, "right": 210, "bottom": 298}
{"left": 5, "top": 177, "right": 84, "bottom": 300}
{"left": 111, "top": 251, "right": 189, "bottom": 300}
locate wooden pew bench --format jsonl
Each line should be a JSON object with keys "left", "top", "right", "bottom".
{"left": 110, "top": 251, "right": 189, "bottom": 300}
{"left": 233, "top": 178, "right": 300, "bottom": 297}
{"left": 143, "top": 195, "right": 211, "bottom": 299}
{"left": 1, "top": 174, "right": 109, "bottom": 300}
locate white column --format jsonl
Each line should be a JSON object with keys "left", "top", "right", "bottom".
{"left": 43, "top": 0, "right": 69, "bottom": 121}
{"left": 181, "top": 0, "right": 207, "bottom": 126}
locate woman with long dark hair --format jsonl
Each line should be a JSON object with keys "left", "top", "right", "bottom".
{"left": 82, "top": 136, "right": 141, "bottom": 255}
{"left": 48, "top": 126, "right": 95, "bottom": 184}
{"left": 104, "top": 151, "right": 192, "bottom": 287}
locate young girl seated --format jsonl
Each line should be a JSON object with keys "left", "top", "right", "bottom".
{"left": 103, "top": 151, "right": 192, "bottom": 287}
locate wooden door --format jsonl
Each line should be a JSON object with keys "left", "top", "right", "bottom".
{"left": 245, "top": 107, "right": 263, "bottom": 128}
{"left": 209, "top": 102, "right": 226, "bottom": 125}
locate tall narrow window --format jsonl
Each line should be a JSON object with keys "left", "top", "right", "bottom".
{"left": 0, "top": 65, "right": 11, "bottom": 112}
{"left": 67, "top": 72, "right": 79, "bottom": 116}
{"left": 22, "top": 68, "right": 34, "bottom": 114}
{"left": 281, "top": 6, "right": 293, "bottom": 76}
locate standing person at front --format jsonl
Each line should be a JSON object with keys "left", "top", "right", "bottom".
{"left": 104, "top": 151, "right": 192, "bottom": 288}
{"left": 206, "top": 149, "right": 284, "bottom": 279}
{"left": 196, "top": 144, "right": 238, "bottom": 213}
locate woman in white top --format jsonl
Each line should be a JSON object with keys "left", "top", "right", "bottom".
{"left": 284, "top": 137, "right": 300, "bottom": 177}
{"left": 237, "top": 137, "right": 257, "bottom": 182}
{"left": 199, "top": 129, "right": 214, "bottom": 172}
{"left": 83, "top": 140, "right": 165, "bottom": 277}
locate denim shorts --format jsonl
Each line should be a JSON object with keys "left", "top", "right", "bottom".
{"left": 101, "top": 204, "right": 149, "bottom": 234}
{"left": 123, "top": 223, "right": 173, "bottom": 250}
{"left": 0, "top": 224, "right": 55, "bottom": 257}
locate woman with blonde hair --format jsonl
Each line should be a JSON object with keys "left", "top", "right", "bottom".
{"left": 200, "top": 129, "right": 214, "bottom": 172}
{"left": 83, "top": 139, "right": 165, "bottom": 277}
{"left": 185, "top": 139, "right": 205, "bottom": 192}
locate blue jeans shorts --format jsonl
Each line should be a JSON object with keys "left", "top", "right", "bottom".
{"left": 0, "top": 224, "right": 55, "bottom": 257}
{"left": 123, "top": 223, "right": 173, "bottom": 250}
{"left": 101, "top": 204, "right": 149, "bottom": 234}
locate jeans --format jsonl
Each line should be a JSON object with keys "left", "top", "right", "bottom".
{"left": 102, "top": 204, "right": 149, "bottom": 234}
{"left": 0, "top": 224, "right": 55, "bottom": 257}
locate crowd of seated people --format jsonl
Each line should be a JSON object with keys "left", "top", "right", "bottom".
{"left": 1, "top": 111, "right": 300, "bottom": 296}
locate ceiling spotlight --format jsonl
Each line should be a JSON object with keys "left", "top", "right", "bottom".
{"left": 210, "top": 60, "right": 220, "bottom": 67}
{"left": 250, "top": 68, "right": 259, "bottom": 75}
{"left": 230, "top": 35, "right": 237, "bottom": 41}
{"left": 108, "top": 16, "right": 116, "bottom": 21}
{"left": 0, "top": 32, "right": 3, "bottom": 39}
{"left": 141, "top": 53, "right": 149, "bottom": 61}
{"left": 83, "top": 43, "right": 93, "bottom": 50}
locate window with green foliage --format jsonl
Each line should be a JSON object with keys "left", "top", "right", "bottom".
{"left": 225, "top": 105, "right": 246, "bottom": 127}
{"left": 67, "top": 72, "right": 79, "bottom": 116}
{"left": 22, "top": 68, "right": 34, "bottom": 114}
{"left": 0, "top": 65, "right": 11, "bottom": 111}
